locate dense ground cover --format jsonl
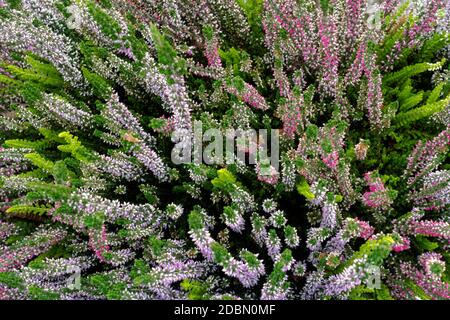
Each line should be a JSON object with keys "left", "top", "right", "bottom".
{"left": 0, "top": 0, "right": 449, "bottom": 300}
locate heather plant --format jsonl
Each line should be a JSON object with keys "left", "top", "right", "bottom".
{"left": 0, "top": 0, "right": 449, "bottom": 300}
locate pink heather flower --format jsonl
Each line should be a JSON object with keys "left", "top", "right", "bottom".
{"left": 362, "top": 171, "right": 393, "bottom": 209}
{"left": 392, "top": 236, "right": 411, "bottom": 252}
{"left": 322, "top": 151, "right": 339, "bottom": 170}
{"left": 356, "top": 219, "right": 375, "bottom": 240}
{"left": 225, "top": 82, "right": 269, "bottom": 111}
{"left": 399, "top": 261, "right": 450, "bottom": 299}
{"left": 410, "top": 219, "right": 450, "bottom": 241}
{"left": 88, "top": 225, "right": 110, "bottom": 262}
{"left": 345, "top": 42, "right": 368, "bottom": 86}
{"left": 279, "top": 96, "right": 303, "bottom": 139}
{"left": 204, "top": 37, "right": 222, "bottom": 68}
{"left": 317, "top": 19, "right": 339, "bottom": 96}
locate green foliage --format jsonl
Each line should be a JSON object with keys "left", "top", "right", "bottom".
{"left": 180, "top": 279, "right": 210, "bottom": 300}
{"left": 24, "top": 153, "right": 54, "bottom": 173}
{"left": 4, "top": 139, "right": 48, "bottom": 150}
{"left": 0, "top": 272, "right": 24, "bottom": 289}
{"left": 0, "top": 55, "right": 64, "bottom": 89}
{"left": 219, "top": 48, "right": 250, "bottom": 76}
{"left": 345, "top": 236, "right": 394, "bottom": 269}
{"left": 383, "top": 59, "right": 446, "bottom": 86}
{"left": 349, "top": 284, "right": 394, "bottom": 300}
{"left": 28, "top": 285, "right": 61, "bottom": 300}
{"left": 83, "top": 212, "right": 106, "bottom": 230}
{"left": 57, "top": 131, "right": 97, "bottom": 162}
{"left": 211, "top": 242, "right": 231, "bottom": 265}
{"left": 394, "top": 93, "right": 450, "bottom": 126}
{"left": 149, "top": 23, "right": 186, "bottom": 78}
{"left": 268, "top": 249, "right": 292, "bottom": 288}
{"left": 82, "top": 67, "right": 112, "bottom": 99}
{"left": 235, "top": 0, "right": 264, "bottom": 44}
{"left": 296, "top": 176, "right": 315, "bottom": 200}
{"left": 404, "top": 279, "right": 432, "bottom": 300}
{"left": 87, "top": 1, "right": 122, "bottom": 40}
{"left": 6, "top": 204, "right": 50, "bottom": 216}
{"left": 211, "top": 168, "right": 237, "bottom": 191}
{"left": 413, "top": 235, "right": 439, "bottom": 251}
{"left": 188, "top": 209, "right": 205, "bottom": 231}
{"left": 89, "top": 273, "right": 128, "bottom": 300}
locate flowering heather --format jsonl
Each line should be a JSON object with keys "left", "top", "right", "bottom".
{"left": 0, "top": 0, "right": 449, "bottom": 301}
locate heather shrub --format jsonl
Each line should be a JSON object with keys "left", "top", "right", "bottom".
{"left": 0, "top": 0, "right": 449, "bottom": 300}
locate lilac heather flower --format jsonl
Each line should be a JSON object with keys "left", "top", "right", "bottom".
{"left": 229, "top": 185, "right": 256, "bottom": 213}
{"left": 188, "top": 210, "right": 215, "bottom": 261}
{"left": 142, "top": 54, "right": 192, "bottom": 132}
{"left": 99, "top": 152, "right": 145, "bottom": 182}
{"left": 223, "top": 254, "right": 265, "bottom": 288}
{"left": 320, "top": 200, "right": 338, "bottom": 229}
{"left": 165, "top": 203, "right": 183, "bottom": 220}
{"left": 419, "top": 252, "right": 446, "bottom": 279}
{"left": 18, "top": 256, "right": 93, "bottom": 291}
{"left": 323, "top": 261, "right": 363, "bottom": 298}
{"left": 132, "top": 142, "right": 168, "bottom": 181}
{"left": 270, "top": 210, "right": 287, "bottom": 228}
{"left": 251, "top": 213, "right": 268, "bottom": 247}
{"left": 37, "top": 94, "right": 92, "bottom": 128}
{"left": 261, "top": 249, "right": 293, "bottom": 300}
{"left": 293, "top": 261, "right": 307, "bottom": 277}
{"left": 0, "top": 15, "right": 84, "bottom": 87}
{"left": 144, "top": 260, "right": 205, "bottom": 287}
{"left": 266, "top": 229, "right": 282, "bottom": 260}
{"left": 0, "top": 226, "right": 67, "bottom": 272}
{"left": 222, "top": 206, "right": 245, "bottom": 233}
{"left": 301, "top": 270, "right": 326, "bottom": 300}
{"left": 102, "top": 93, "right": 151, "bottom": 142}
{"left": 412, "top": 170, "right": 450, "bottom": 211}
{"left": 262, "top": 198, "right": 277, "bottom": 213}
{"left": 405, "top": 128, "right": 450, "bottom": 186}
{"left": 306, "top": 227, "right": 330, "bottom": 252}
{"left": 0, "top": 221, "right": 18, "bottom": 241}
{"left": 284, "top": 225, "right": 300, "bottom": 248}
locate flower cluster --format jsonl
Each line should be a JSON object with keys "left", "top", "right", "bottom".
{"left": 0, "top": 0, "right": 449, "bottom": 301}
